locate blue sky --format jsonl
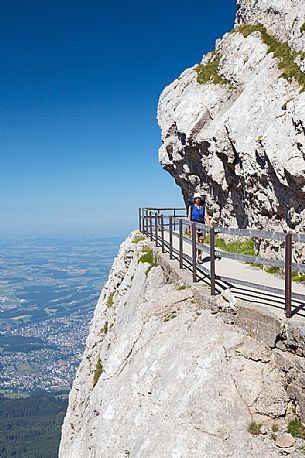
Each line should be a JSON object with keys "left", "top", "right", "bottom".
{"left": 0, "top": 0, "right": 236, "bottom": 236}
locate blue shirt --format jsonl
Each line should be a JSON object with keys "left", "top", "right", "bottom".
{"left": 191, "top": 204, "right": 204, "bottom": 223}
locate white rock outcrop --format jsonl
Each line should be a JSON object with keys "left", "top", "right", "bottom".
{"left": 157, "top": 0, "right": 305, "bottom": 245}
{"left": 59, "top": 234, "right": 299, "bottom": 457}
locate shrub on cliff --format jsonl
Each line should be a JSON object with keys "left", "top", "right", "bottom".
{"left": 196, "top": 52, "right": 231, "bottom": 86}
{"left": 93, "top": 356, "right": 103, "bottom": 388}
{"left": 106, "top": 291, "right": 115, "bottom": 307}
{"left": 138, "top": 247, "right": 157, "bottom": 275}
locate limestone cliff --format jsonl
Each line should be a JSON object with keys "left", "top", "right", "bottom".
{"left": 157, "top": 0, "right": 305, "bottom": 244}
{"left": 58, "top": 2, "right": 305, "bottom": 456}
{"left": 59, "top": 234, "right": 305, "bottom": 457}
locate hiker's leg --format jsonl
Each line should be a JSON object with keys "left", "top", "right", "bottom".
{"left": 197, "top": 232, "right": 204, "bottom": 262}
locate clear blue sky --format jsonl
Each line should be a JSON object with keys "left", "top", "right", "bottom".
{"left": 0, "top": 0, "right": 236, "bottom": 236}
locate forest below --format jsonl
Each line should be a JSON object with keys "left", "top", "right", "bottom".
{"left": 0, "top": 391, "right": 68, "bottom": 457}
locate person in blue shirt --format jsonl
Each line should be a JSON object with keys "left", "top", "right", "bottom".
{"left": 188, "top": 192, "right": 210, "bottom": 263}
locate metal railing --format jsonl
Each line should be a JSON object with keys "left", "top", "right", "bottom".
{"left": 139, "top": 207, "right": 305, "bottom": 319}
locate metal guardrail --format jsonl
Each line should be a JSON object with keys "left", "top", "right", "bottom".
{"left": 139, "top": 207, "right": 305, "bottom": 319}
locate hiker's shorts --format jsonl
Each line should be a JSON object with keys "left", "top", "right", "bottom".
{"left": 197, "top": 229, "right": 206, "bottom": 241}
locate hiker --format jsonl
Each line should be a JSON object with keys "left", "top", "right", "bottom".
{"left": 188, "top": 192, "right": 210, "bottom": 263}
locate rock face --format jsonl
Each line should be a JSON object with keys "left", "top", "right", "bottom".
{"left": 59, "top": 234, "right": 300, "bottom": 457}
{"left": 157, "top": 0, "right": 305, "bottom": 246}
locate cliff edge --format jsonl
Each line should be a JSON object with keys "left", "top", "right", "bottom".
{"left": 59, "top": 234, "right": 305, "bottom": 457}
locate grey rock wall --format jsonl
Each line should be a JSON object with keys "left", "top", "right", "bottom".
{"left": 59, "top": 233, "right": 305, "bottom": 457}
{"left": 157, "top": 0, "right": 305, "bottom": 258}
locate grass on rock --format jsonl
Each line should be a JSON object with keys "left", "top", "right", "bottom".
{"left": 211, "top": 235, "right": 256, "bottom": 256}
{"left": 106, "top": 291, "right": 115, "bottom": 307}
{"left": 138, "top": 247, "right": 157, "bottom": 276}
{"left": 132, "top": 235, "right": 146, "bottom": 244}
{"left": 292, "top": 272, "right": 305, "bottom": 282}
{"left": 204, "top": 234, "right": 304, "bottom": 282}
{"left": 287, "top": 418, "right": 305, "bottom": 439}
{"left": 196, "top": 52, "right": 231, "bottom": 86}
{"left": 235, "top": 24, "right": 305, "bottom": 92}
{"left": 248, "top": 421, "right": 262, "bottom": 436}
{"left": 101, "top": 322, "right": 108, "bottom": 335}
{"left": 177, "top": 285, "right": 189, "bottom": 291}
{"left": 93, "top": 356, "right": 103, "bottom": 388}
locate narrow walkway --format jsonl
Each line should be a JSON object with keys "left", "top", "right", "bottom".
{"left": 162, "top": 230, "right": 305, "bottom": 317}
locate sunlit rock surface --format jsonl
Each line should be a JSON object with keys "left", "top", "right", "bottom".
{"left": 59, "top": 234, "right": 297, "bottom": 457}
{"left": 157, "top": 0, "right": 305, "bottom": 245}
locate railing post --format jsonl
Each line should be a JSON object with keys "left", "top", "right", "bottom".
{"left": 210, "top": 227, "right": 216, "bottom": 295}
{"left": 285, "top": 233, "right": 292, "bottom": 318}
{"left": 179, "top": 219, "right": 183, "bottom": 269}
{"left": 145, "top": 209, "right": 148, "bottom": 235}
{"left": 149, "top": 211, "right": 153, "bottom": 241}
{"left": 192, "top": 222, "right": 197, "bottom": 282}
{"left": 139, "top": 208, "right": 142, "bottom": 232}
{"left": 161, "top": 215, "right": 165, "bottom": 253}
{"left": 154, "top": 213, "right": 158, "bottom": 247}
{"left": 169, "top": 216, "right": 173, "bottom": 260}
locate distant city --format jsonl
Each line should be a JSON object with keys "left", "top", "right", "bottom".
{"left": 0, "top": 237, "right": 121, "bottom": 397}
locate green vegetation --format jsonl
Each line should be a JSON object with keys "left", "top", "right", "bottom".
{"left": 287, "top": 418, "right": 305, "bottom": 439}
{"left": 138, "top": 247, "right": 157, "bottom": 276}
{"left": 256, "top": 134, "right": 264, "bottom": 143}
{"left": 132, "top": 235, "right": 145, "bottom": 244}
{"left": 292, "top": 272, "right": 305, "bottom": 282}
{"left": 0, "top": 391, "right": 67, "bottom": 457}
{"left": 202, "top": 232, "right": 305, "bottom": 283}
{"left": 196, "top": 52, "right": 231, "bottom": 86}
{"left": 300, "top": 23, "right": 305, "bottom": 33}
{"left": 93, "top": 356, "right": 103, "bottom": 388}
{"left": 106, "top": 291, "right": 115, "bottom": 307}
{"left": 235, "top": 24, "right": 305, "bottom": 92}
{"left": 210, "top": 235, "right": 305, "bottom": 282}
{"left": 265, "top": 266, "right": 280, "bottom": 274}
{"left": 214, "top": 236, "right": 255, "bottom": 256}
{"left": 101, "top": 322, "right": 108, "bottom": 335}
{"left": 139, "top": 246, "right": 154, "bottom": 263}
{"left": 248, "top": 421, "right": 262, "bottom": 436}
{"left": 203, "top": 233, "right": 255, "bottom": 256}
{"left": 177, "top": 284, "right": 189, "bottom": 290}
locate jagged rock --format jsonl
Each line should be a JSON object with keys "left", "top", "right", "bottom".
{"left": 157, "top": 0, "right": 305, "bottom": 260}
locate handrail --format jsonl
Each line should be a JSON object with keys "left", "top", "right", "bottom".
{"left": 138, "top": 207, "right": 305, "bottom": 318}
{"left": 142, "top": 207, "right": 186, "bottom": 211}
